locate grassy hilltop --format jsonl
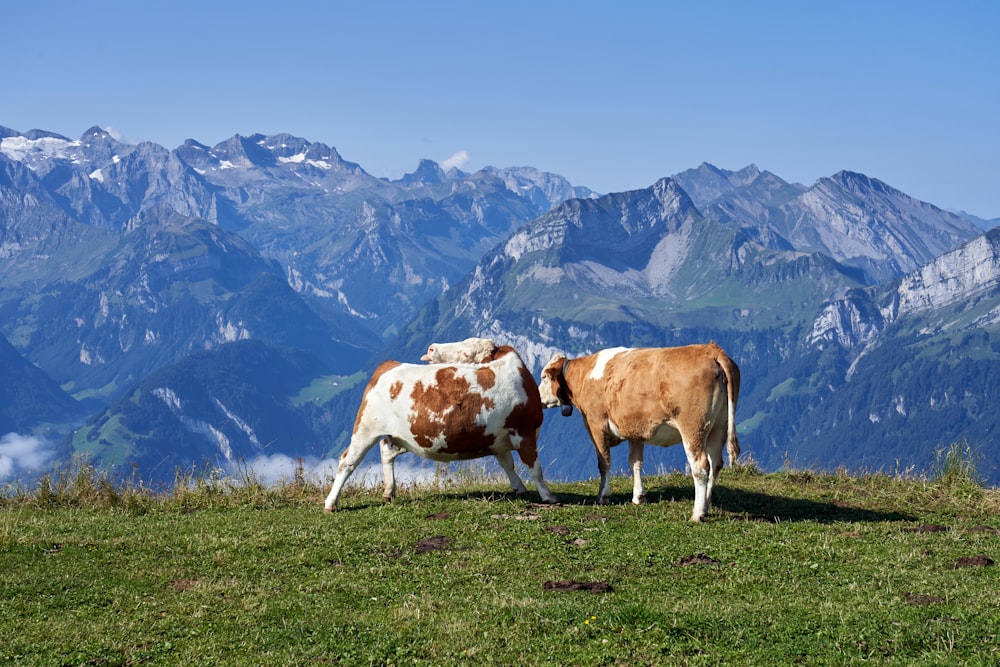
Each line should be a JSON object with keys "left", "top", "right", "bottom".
{"left": 2, "top": 450, "right": 998, "bottom": 666}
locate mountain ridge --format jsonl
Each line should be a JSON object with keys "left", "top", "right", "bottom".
{"left": 2, "top": 123, "right": 997, "bottom": 485}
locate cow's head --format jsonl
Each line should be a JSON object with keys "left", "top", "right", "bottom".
{"left": 539, "top": 354, "right": 574, "bottom": 416}
{"left": 421, "top": 337, "right": 497, "bottom": 364}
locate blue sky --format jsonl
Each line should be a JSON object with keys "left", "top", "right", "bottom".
{"left": 4, "top": 1, "right": 998, "bottom": 218}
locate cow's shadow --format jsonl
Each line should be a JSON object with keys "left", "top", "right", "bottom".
{"left": 635, "top": 483, "right": 917, "bottom": 524}
{"left": 428, "top": 483, "right": 916, "bottom": 524}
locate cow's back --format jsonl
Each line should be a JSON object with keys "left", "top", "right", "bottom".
{"left": 356, "top": 347, "right": 537, "bottom": 448}
{"left": 579, "top": 346, "right": 727, "bottom": 440}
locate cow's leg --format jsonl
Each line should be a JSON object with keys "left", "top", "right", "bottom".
{"left": 379, "top": 438, "right": 405, "bottom": 503}
{"left": 703, "top": 423, "right": 726, "bottom": 514}
{"left": 324, "top": 434, "right": 380, "bottom": 512}
{"left": 627, "top": 440, "right": 647, "bottom": 504}
{"left": 492, "top": 450, "right": 530, "bottom": 496}
{"left": 512, "top": 433, "right": 559, "bottom": 504}
{"left": 682, "top": 436, "right": 711, "bottom": 522}
{"left": 594, "top": 441, "right": 613, "bottom": 505}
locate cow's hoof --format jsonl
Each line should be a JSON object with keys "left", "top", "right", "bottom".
{"left": 382, "top": 495, "right": 394, "bottom": 503}
{"left": 632, "top": 494, "right": 648, "bottom": 505}
{"left": 540, "top": 495, "right": 561, "bottom": 505}
{"left": 595, "top": 496, "right": 610, "bottom": 506}
{"left": 689, "top": 514, "right": 707, "bottom": 523}
{"left": 324, "top": 506, "right": 337, "bottom": 513}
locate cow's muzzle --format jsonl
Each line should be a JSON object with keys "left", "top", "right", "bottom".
{"left": 561, "top": 405, "right": 574, "bottom": 417}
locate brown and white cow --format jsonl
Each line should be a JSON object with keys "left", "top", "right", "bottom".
{"left": 421, "top": 337, "right": 496, "bottom": 364}
{"left": 538, "top": 342, "right": 740, "bottom": 522}
{"left": 324, "top": 345, "right": 558, "bottom": 511}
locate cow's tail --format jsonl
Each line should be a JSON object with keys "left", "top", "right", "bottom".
{"left": 710, "top": 343, "right": 741, "bottom": 466}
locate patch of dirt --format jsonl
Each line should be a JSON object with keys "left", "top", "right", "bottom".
{"left": 546, "top": 525, "right": 571, "bottom": 536}
{"left": 970, "top": 525, "right": 1000, "bottom": 535}
{"left": 902, "top": 592, "right": 944, "bottom": 605}
{"left": 171, "top": 579, "right": 199, "bottom": 592}
{"left": 567, "top": 538, "right": 589, "bottom": 547}
{"left": 415, "top": 536, "right": 451, "bottom": 554}
{"left": 583, "top": 513, "right": 608, "bottom": 523}
{"left": 908, "top": 524, "right": 948, "bottom": 533}
{"left": 951, "top": 555, "right": 994, "bottom": 568}
{"left": 424, "top": 512, "right": 451, "bottom": 520}
{"left": 674, "top": 553, "right": 723, "bottom": 567}
{"left": 543, "top": 580, "right": 612, "bottom": 594}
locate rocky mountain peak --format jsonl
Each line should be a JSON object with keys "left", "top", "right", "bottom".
{"left": 400, "top": 159, "right": 446, "bottom": 185}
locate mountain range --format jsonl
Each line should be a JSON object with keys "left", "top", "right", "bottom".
{"left": 2, "top": 125, "right": 998, "bottom": 485}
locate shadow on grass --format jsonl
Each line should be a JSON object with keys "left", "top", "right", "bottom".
{"left": 473, "top": 483, "right": 916, "bottom": 524}
{"left": 343, "top": 482, "right": 917, "bottom": 524}
{"left": 632, "top": 482, "right": 917, "bottom": 524}
{"left": 711, "top": 487, "right": 916, "bottom": 523}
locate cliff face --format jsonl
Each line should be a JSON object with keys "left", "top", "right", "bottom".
{"left": 810, "top": 228, "right": 1000, "bottom": 350}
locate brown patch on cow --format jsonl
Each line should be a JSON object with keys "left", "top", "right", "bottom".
{"left": 547, "top": 525, "right": 571, "bottom": 535}
{"left": 415, "top": 536, "right": 451, "bottom": 553}
{"left": 354, "top": 360, "right": 402, "bottom": 434}
{"left": 408, "top": 370, "right": 493, "bottom": 451}
{"left": 903, "top": 592, "right": 944, "bottom": 605}
{"left": 476, "top": 366, "right": 496, "bottom": 391}
{"left": 500, "top": 365, "right": 545, "bottom": 467}
{"left": 389, "top": 380, "right": 404, "bottom": 400}
{"left": 951, "top": 555, "right": 994, "bottom": 568}
{"left": 674, "top": 553, "right": 723, "bottom": 566}
{"left": 543, "top": 580, "right": 612, "bottom": 594}
{"left": 909, "top": 524, "right": 949, "bottom": 533}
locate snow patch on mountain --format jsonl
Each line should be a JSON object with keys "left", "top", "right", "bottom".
{"left": 213, "top": 398, "right": 261, "bottom": 449}
{"left": 278, "top": 152, "right": 332, "bottom": 170}
{"left": 153, "top": 386, "right": 183, "bottom": 412}
{"left": 0, "top": 134, "right": 82, "bottom": 165}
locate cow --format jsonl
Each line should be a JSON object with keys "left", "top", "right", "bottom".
{"left": 324, "top": 345, "right": 559, "bottom": 511}
{"left": 537, "top": 342, "right": 740, "bottom": 522}
{"left": 421, "top": 337, "right": 497, "bottom": 364}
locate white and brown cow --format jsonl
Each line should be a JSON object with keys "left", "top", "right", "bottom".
{"left": 538, "top": 342, "right": 740, "bottom": 522}
{"left": 421, "top": 337, "right": 496, "bottom": 364}
{"left": 324, "top": 345, "right": 558, "bottom": 511}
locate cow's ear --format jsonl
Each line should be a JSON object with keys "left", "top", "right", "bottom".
{"left": 459, "top": 350, "right": 471, "bottom": 362}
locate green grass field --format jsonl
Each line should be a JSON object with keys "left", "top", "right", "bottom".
{"left": 2, "top": 453, "right": 998, "bottom": 666}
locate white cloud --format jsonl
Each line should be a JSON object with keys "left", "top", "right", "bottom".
{"left": 230, "top": 453, "right": 455, "bottom": 490}
{"left": 441, "top": 150, "right": 470, "bottom": 171}
{"left": 0, "top": 433, "right": 56, "bottom": 481}
{"left": 103, "top": 126, "right": 124, "bottom": 141}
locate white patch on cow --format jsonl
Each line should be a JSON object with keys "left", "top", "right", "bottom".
{"left": 588, "top": 347, "right": 630, "bottom": 380}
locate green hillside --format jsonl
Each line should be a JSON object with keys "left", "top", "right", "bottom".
{"left": 2, "top": 456, "right": 998, "bottom": 666}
